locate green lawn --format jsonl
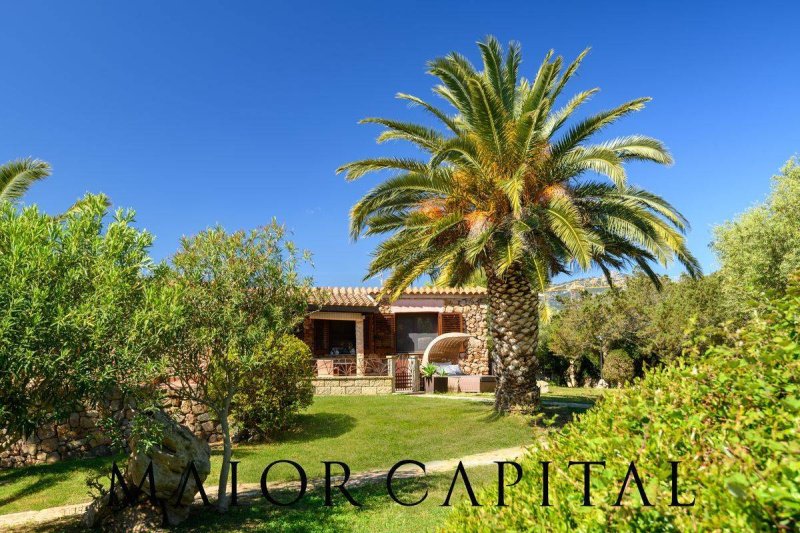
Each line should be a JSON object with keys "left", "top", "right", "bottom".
{"left": 13, "top": 465, "right": 503, "bottom": 533}
{"left": 0, "top": 395, "right": 535, "bottom": 516}
{"left": 544, "top": 386, "right": 608, "bottom": 403}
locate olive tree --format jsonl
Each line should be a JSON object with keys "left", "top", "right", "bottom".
{"left": 713, "top": 156, "right": 800, "bottom": 311}
{"left": 160, "top": 222, "right": 311, "bottom": 512}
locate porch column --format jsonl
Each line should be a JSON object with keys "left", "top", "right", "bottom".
{"left": 410, "top": 355, "right": 420, "bottom": 392}
{"left": 355, "top": 317, "right": 365, "bottom": 376}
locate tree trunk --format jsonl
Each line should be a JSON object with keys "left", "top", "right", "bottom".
{"left": 216, "top": 407, "right": 232, "bottom": 512}
{"left": 487, "top": 265, "right": 540, "bottom": 414}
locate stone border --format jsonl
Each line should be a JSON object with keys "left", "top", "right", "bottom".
{"left": 312, "top": 376, "right": 394, "bottom": 395}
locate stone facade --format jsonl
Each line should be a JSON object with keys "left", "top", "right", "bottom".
{"left": 0, "top": 390, "right": 223, "bottom": 470}
{"left": 308, "top": 287, "right": 490, "bottom": 376}
{"left": 376, "top": 294, "right": 490, "bottom": 376}
{"left": 312, "top": 376, "right": 394, "bottom": 395}
{"left": 446, "top": 297, "right": 490, "bottom": 375}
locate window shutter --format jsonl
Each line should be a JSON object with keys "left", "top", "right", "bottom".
{"left": 374, "top": 313, "right": 396, "bottom": 355}
{"left": 312, "top": 319, "right": 328, "bottom": 356}
{"left": 364, "top": 314, "right": 373, "bottom": 353}
{"left": 440, "top": 312, "right": 463, "bottom": 334}
{"left": 303, "top": 317, "right": 314, "bottom": 348}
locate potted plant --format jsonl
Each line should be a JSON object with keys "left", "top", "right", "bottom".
{"left": 433, "top": 367, "right": 449, "bottom": 393}
{"left": 421, "top": 363, "right": 438, "bottom": 393}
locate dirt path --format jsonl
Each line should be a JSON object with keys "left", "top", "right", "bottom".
{"left": 409, "top": 393, "right": 595, "bottom": 409}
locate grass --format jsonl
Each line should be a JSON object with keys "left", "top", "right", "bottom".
{"left": 0, "top": 395, "right": 536, "bottom": 516}
{"left": 12, "top": 465, "right": 504, "bottom": 533}
{"left": 544, "top": 386, "right": 608, "bottom": 404}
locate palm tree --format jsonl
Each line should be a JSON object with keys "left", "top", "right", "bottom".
{"left": 0, "top": 158, "right": 51, "bottom": 203}
{"left": 338, "top": 37, "right": 700, "bottom": 413}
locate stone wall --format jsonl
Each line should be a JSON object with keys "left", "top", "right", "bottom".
{"left": 312, "top": 376, "right": 394, "bottom": 395}
{"left": 446, "top": 296, "right": 490, "bottom": 375}
{"left": 0, "top": 391, "right": 223, "bottom": 469}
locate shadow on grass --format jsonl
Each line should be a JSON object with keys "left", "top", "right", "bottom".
{"left": 473, "top": 399, "right": 590, "bottom": 429}
{"left": 273, "top": 412, "right": 357, "bottom": 444}
{"left": 0, "top": 455, "right": 115, "bottom": 512}
{"left": 211, "top": 413, "right": 357, "bottom": 461}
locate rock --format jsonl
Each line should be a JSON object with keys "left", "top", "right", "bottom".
{"left": 40, "top": 437, "right": 59, "bottom": 453}
{"left": 85, "top": 498, "right": 167, "bottom": 532}
{"left": 536, "top": 380, "right": 550, "bottom": 395}
{"left": 37, "top": 426, "right": 56, "bottom": 440}
{"left": 83, "top": 410, "right": 211, "bottom": 528}
{"left": 595, "top": 378, "right": 609, "bottom": 389}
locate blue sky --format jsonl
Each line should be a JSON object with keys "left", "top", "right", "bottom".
{"left": 2, "top": 1, "right": 799, "bottom": 286}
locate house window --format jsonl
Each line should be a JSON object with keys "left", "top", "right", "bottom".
{"left": 396, "top": 313, "right": 438, "bottom": 353}
{"left": 328, "top": 320, "right": 356, "bottom": 355}
{"left": 313, "top": 319, "right": 356, "bottom": 356}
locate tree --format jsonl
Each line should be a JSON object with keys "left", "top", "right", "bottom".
{"left": 634, "top": 272, "right": 729, "bottom": 363}
{"left": 547, "top": 272, "right": 728, "bottom": 385}
{"left": 713, "top": 156, "right": 800, "bottom": 312}
{"left": 548, "top": 289, "right": 631, "bottom": 386}
{"left": 601, "top": 348, "right": 635, "bottom": 387}
{"left": 0, "top": 158, "right": 51, "bottom": 203}
{"left": 340, "top": 37, "right": 699, "bottom": 412}
{"left": 160, "top": 222, "right": 311, "bottom": 512}
{"left": 0, "top": 194, "right": 166, "bottom": 438}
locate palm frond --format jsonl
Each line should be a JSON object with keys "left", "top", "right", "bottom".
{"left": 336, "top": 158, "right": 429, "bottom": 181}
{"left": 0, "top": 158, "right": 51, "bottom": 203}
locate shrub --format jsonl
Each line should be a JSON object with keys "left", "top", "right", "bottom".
{"left": 233, "top": 335, "right": 314, "bottom": 440}
{"left": 602, "top": 349, "right": 634, "bottom": 387}
{"left": 446, "top": 281, "right": 800, "bottom": 531}
{"left": 0, "top": 195, "right": 167, "bottom": 437}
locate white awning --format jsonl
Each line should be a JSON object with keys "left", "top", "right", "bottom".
{"left": 422, "top": 332, "right": 474, "bottom": 365}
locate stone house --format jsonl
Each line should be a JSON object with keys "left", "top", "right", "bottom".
{"left": 302, "top": 286, "right": 491, "bottom": 395}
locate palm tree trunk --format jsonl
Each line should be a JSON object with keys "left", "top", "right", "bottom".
{"left": 487, "top": 265, "right": 540, "bottom": 413}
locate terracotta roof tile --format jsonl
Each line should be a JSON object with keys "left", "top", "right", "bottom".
{"left": 310, "top": 286, "right": 486, "bottom": 307}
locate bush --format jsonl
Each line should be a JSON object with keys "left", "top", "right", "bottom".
{"left": 0, "top": 195, "right": 167, "bottom": 437}
{"left": 233, "top": 335, "right": 314, "bottom": 440}
{"left": 602, "top": 349, "right": 634, "bottom": 387}
{"left": 446, "top": 282, "right": 800, "bottom": 531}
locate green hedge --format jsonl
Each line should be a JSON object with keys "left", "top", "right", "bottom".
{"left": 446, "top": 285, "right": 800, "bottom": 531}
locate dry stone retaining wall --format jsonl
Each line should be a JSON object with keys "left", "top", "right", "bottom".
{"left": 0, "top": 390, "right": 222, "bottom": 469}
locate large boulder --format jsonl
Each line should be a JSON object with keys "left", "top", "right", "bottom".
{"left": 84, "top": 410, "right": 211, "bottom": 529}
